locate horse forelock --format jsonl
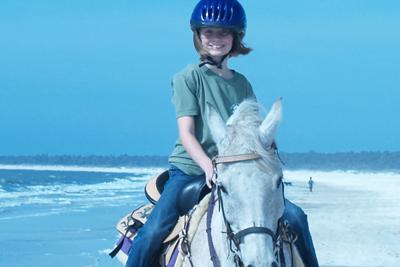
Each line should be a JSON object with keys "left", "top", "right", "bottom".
{"left": 223, "top": 100, "right": 281, "bottom": 176}
{"left": 226, "top": 99, "right": 262, "bottom": 127}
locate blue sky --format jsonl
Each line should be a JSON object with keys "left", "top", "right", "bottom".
{"left": 0, "top": 0, "right": 399, "bottom": 155}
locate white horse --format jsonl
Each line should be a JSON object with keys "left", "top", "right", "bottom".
{"left": 181, "top": 99, "right": 298, "bottom": 267}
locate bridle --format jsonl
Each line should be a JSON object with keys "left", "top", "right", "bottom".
{"left": 208, "top": 152, "right": 296, "bottom": 267}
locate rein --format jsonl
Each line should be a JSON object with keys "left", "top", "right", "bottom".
{"left": 206, "top": 152, "right": 294, "bottom": 267}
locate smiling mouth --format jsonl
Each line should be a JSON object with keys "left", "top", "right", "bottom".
{"left": 209, "top": 44, "right": 223, "bottom": 49}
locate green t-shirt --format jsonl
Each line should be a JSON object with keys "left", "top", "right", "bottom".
{"left": 168, "top": 64, "right": 256, "bottom": 176}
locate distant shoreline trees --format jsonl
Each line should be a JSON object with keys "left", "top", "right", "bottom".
{"left": 0, "top": 152, "right": 399, "bottom": 171}
{"left": 0, "top": 154, "right": 168, "bottom": 168}
{"left": 279, "top": 151, "right": 400, "bottom": 171}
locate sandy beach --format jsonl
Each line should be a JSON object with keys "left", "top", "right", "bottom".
{"left": 284, "top": 170, "right": 400, "bottom": 267}
{"left": 1, "top": 166, "right": 399, "bottom": 267}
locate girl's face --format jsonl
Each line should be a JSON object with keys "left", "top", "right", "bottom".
{"left": 199, "top": 27, "right": 233, "bottom": 59}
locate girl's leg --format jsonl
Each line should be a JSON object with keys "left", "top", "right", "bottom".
{"left": 126, "top": 166, "right": 203, "bottom": 267}
{"left": 283, "top": 199, "right": 319, "bottom": 267}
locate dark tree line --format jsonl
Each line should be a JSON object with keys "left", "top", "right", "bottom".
{"left": 279, "top": 151, "right": 400, "bottom": 171}
{"left": 0, "top": 154, "right": 169, "bottom": 167}
{"left": 0, "top": 152, "right": 399, "bottom": 171}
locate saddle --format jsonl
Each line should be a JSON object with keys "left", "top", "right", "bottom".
{"left": 145, "top": 170, "right": 210, "bottom": 215}
{"left": 110, "top": 170, "right": 210, "bottom": 266}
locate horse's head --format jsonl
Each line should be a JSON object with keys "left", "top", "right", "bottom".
{"left": 207, "top": 99, "right": 284, "bottom": 267}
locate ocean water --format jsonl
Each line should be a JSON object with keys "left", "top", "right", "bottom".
{"left": 0, "top": 167, "right": 163, "bottom": 267}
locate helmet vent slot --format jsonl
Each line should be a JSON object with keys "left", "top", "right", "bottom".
{"left": 227, "top": 7, "right": 233, "bottom": 21}
{"left": 215, "top": 6, "right": 221, "bottom": 20}
{"left": 208, "top": 6, "right": 213, "bottom": 20}
{"left": 220, "top": 5, "right": 226, "bottom": 20}
{"left": 201, "top": 7, "right": 207, "bottom": 21}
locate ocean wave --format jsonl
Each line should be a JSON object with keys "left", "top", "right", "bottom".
{"left": 0, "top": 174, "right": 151, "bottom": 209}
{"left": 0, "top": 210, "right": 65, "bottom": 220}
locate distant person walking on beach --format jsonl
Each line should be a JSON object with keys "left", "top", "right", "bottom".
{"left": 308, "top": 177, "right": 314, "bottom": 192}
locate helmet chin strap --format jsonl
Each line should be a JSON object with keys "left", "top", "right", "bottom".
{"left": 199, "top": 54, "right": 229, "bottom": 69}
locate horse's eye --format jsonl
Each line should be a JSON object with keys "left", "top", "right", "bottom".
{"left": 218, "top": 184, "right": 228, "bottom": 195}
{"left": 277, "top": 176, "right": 283, "bottom": 189}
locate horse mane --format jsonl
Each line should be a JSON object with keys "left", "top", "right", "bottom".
{"left": 226, "top": 99, "right": 281, "bottom": 175}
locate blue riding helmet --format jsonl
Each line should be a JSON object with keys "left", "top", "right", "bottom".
{"left": 190, "top": 0, "right": 247, "bottom": 34}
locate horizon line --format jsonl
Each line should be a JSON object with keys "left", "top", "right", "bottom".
{"left": 1, "top": 151, "right": 400, "bottom": 157}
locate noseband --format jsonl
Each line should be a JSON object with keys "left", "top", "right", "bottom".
{"left": 208, "top": 153, "right": 291, "bottom": 267}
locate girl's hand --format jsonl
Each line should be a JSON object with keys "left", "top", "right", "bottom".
{"left": 204, "top": 159, "right": 215, "bottom": 189}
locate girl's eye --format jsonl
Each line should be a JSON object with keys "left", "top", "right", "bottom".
{"left": 220, "top": 30, "right": 231, "bottom": 37}
{"left": 202, "top": 30, "right": 213, "bottom": 37}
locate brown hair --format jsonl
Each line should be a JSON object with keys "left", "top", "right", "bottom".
{"left": 193, "top": 30, "right": 252, "bottom": 61}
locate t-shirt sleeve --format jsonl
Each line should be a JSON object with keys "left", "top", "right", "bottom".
{"left": 171, "top": 72, "right": 199, "bottom": 118}
{"left": 246, "top": 80, "right": 257, "bottom": 101}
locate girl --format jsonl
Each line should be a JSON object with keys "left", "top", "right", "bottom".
{"left": 126, "top": 1, "right": 319, "bottom": 266}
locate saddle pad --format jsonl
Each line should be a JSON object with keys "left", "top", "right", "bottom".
{"left": 161, "top": 237, "right": 180, "bottom": 267}
{"left": 174, "top": 193, "right": 212, "bottom": 267}
{"left": 145, "top": 170, "right": 169, "bottom": 204}
{"left": 116, "top": 203, "right": 186, "bottom": 244}
{"left": 292, "top": 245, "right": 305, "bottom": 267}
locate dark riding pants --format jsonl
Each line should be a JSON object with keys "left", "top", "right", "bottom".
{"left": 284, "top": 199, "right": 319, "bottom": 267}
{"left": 125, "top": 165, "right": 201, "bottom": 267}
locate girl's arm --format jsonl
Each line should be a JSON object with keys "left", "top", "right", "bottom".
{"left": 177, "top": 116, "right": 214, "bottom": 188}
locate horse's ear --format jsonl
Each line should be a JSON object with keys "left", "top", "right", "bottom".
{"left": 206, "top": 102, "right": 227, "bottom": 145}
{"left": 259, "top": 98, "right": 282, "bottom": 147}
